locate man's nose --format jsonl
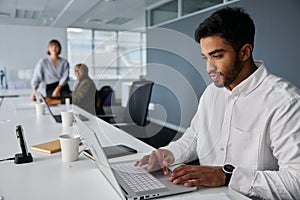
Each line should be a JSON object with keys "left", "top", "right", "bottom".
{"left": 206, "top": 59, "right": 217, "bottom": 73}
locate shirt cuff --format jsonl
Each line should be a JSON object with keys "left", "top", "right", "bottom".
{"left": 59, "top": 81, "right": 66, "bottom": 86}
{"left": 229, "top": 167, "right": 256, "bottom": 196}
{"left": 161, "top": 142, "right": 187, "bottom": 164}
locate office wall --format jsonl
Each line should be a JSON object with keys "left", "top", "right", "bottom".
{"left": 0, "top": 24, "right": 66, "bottom": 89}
{"left": 0, "top": 24, "right": 128, "bottom": 101}
{"left": 146, "top": 0, "right": 300, "bottom": 129}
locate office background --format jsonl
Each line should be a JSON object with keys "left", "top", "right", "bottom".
{"left": 0, "top": 25, "right": 67, "bottom": 89}
{"left": 0, "top": 0, "right": 299, "bottom": 131}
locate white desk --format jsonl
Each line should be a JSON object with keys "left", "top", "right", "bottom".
{"left": 0, "top": 94, "right": 249, "bottom": 200}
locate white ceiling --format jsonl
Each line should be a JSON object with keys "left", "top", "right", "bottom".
{"left": 0, "top": 0, "right": 164, "bottom": 31}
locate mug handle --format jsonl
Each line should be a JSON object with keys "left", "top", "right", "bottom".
{"left": 78, "top": 137, "right": 88, "bottom": 156}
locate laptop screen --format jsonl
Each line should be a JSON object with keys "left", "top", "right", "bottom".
{"left": 74, "top": 116, "right": 126, "bottom": 200}
{"left": 36, "top": 91, "right": 56, "bottom": 117}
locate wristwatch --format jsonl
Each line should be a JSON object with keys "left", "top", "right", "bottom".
{"left": 222, "top": 164, "right": 235, "bottom": 186}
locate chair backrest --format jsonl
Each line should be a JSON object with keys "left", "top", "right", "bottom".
{"left": 123, "top": 80, "right": 154, "bottom": 126}
{"left": 95, "top": 86, "right": 114, "bottom": 115}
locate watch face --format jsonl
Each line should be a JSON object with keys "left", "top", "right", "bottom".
{"left": 224, "top": 164, "right": 235, "bottom": 173}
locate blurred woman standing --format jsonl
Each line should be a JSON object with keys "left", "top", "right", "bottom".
{"left": 31, "top": 39, "right": 71, "bottom": 100}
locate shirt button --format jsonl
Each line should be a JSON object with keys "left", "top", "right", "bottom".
{"left": 220, "top": 147, "right": 225, "bottom": 151}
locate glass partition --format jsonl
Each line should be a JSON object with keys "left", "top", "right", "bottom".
{"left": 67, "top": 29, "right": 146, "bottom": 80}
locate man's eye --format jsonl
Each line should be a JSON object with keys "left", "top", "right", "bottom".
{"left": 213, "top": 55, "right": 222, "bottom": 59}
{"left": 201, "top": 56, "right": 207, "bottom": 60}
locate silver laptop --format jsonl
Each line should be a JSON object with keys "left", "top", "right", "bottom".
{"left": 74, "top": 115, "right": 196, "bottom": 200}
{"left": 36, "top": 91, "right": 89, "bottom": 122}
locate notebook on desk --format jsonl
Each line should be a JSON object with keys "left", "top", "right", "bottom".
{"left": 74, "top": 115, "right": 196, "bottom": 200}
{"left": 37, "top": 91, "right": 89, "bottom": 123}
{"left": 31, "top": 139, "right": 61, "bottom": 154}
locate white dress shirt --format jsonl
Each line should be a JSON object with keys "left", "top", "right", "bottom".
{"left": 31, "top": 55, "right": 70, "bottom": 88}
{"left": 164, "top": 61, "right": 300, "bottom": 199}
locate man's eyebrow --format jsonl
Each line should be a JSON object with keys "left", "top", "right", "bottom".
{"left": 208, "top": 49, "right": 225, "bottom": 56}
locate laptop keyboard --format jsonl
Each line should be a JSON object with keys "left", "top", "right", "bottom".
{"left": 112, "top": 162, "right": 167, "bottom": 193}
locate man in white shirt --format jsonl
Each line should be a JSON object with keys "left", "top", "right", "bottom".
{"left": 136, "top": 7, "right": 300, "bottom": 199}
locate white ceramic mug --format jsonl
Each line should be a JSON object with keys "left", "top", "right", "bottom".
{"left": 59, "top": 133, "right": 80, "bottom": 162}
{"left": 35, "top": 103, "right": 45, "bottom": 116}
{"left": 61, "top": 110, "right": 73, "bottom": 126}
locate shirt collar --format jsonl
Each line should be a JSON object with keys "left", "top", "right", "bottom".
{"left": 47, "top": 55, "right": 61, "bottom": 61}
{"left": 224, "top": 61, "right": 269, "bottom": 97}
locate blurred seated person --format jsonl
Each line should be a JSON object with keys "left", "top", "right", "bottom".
{"left": 46, "top": 63, "right": 96, "bottom": 115}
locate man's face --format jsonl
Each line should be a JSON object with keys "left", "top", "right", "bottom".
{"left": 75, "top": 66, "right": 82, "bottom": 80}
{"left": 200, "top": 36, "right": 242, "bottom": 89}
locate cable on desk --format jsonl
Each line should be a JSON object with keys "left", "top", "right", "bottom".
{"left": 0, "top": 157, "right": 14, "bottom": 162}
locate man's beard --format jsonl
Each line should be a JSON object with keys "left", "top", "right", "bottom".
{"left": 214, "top": 58, "right": 242, "bottom": 88}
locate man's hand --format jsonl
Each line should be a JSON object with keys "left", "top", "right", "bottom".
{"left": 169, "top": 165, "right": 226, "bottom": 187}
{"left": 135, "top": 149, "right": 175, "bottom": 175}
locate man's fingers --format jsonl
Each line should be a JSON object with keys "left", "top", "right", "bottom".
{"left": 172, "top": 173, "right": 195, "bottom": 184}
{"left": 135, "top": 155, "right": 150, "bottom": 166}
{"left": 161, "top": 155, "right": 173, "bottom": 175}
{"left": 184, "top": 180, "right": 199, "bottom": 187}
{"left": 172, "top": 164, "right": 186, "bottom": 173}
{"left": 147, "top": 151, "right": 159, "bottom": 171}
{"left": 135, "top": 149, "right": 174, "bottom": 176}
{"left": 167, "top": 165, "right": 226, "bottom": 187}
{"left": 170, "top": 165, "right": 195, "bottom": 182}
{"left": 162, "top": 154, "right": 174, "bottom": 166}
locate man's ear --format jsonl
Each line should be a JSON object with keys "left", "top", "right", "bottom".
{"left": 239, "top": 44, "right": 253, "bottom": 62}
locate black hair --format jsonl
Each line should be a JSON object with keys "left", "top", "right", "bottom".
{"left": 194, "top": 7, "right": 255, "bottom": 52}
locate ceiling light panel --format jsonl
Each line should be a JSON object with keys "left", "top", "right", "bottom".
{"left": 15, "top": 9, "right": 43, "bottom": 19}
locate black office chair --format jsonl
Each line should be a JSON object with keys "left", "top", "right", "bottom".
{"left": 95, "top": 86, "right": 115, "bottom": 121}
{"left": 122, "top": 80, "right": 154, "bottom": 126}
{"left": 98, "top": 80, "right": 154, "bottom": 127}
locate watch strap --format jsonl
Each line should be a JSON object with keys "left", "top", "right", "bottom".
{"left": 224, "top": 171, "right": 232, "bottom": 186}
{"left": 222, "top": 164, "right": 235, "bottom": 186}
